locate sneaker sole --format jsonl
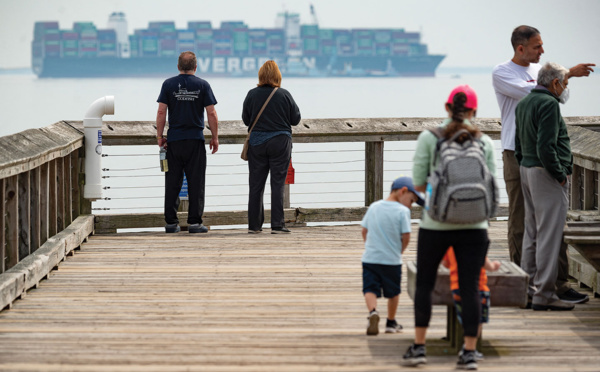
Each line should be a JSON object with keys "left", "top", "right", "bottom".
{"left": 385, "top": 327, "right": 403, "bottom": 333}
{"left": 366, "top": 314, "right": 379, "bottom": 336}
{"left": 532, "top": 304, "right": 574, "bottom": 311}
{"left": 558, "top": 296, "right": 589, "bottom": 304}
{"left": 401, "top": 357, "right": 426, "bottom": 366}
{"left": 271, "top": 230, "right": 291, "bottom": 234}
{"left": 457, "top": 362, "right": 478, "bottom": 370}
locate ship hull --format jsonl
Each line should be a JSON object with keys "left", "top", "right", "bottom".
{"left": 33, "top": 55, "right": 445, "bottom": 78}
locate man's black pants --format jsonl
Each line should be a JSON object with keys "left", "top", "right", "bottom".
{"left": 247, "top": 135, "right": 292, "bottom": 231}
{"left": 164, "top": 139, "right": 206, "bottom": 225}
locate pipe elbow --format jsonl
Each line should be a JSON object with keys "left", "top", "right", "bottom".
{"left": 84, "top": 96, "right": 115, "bottom": 122}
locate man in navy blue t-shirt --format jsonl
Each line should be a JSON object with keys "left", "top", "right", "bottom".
{"left": 156, "top": 51, "right": 219, "bottom": 233}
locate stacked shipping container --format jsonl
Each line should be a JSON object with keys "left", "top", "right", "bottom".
{"left": 34, "top": 19, "right": 431, "bottom": 60}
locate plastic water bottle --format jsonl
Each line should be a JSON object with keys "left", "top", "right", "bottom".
{"left": 159, "top": 146, "right": 168, "bottom": 172}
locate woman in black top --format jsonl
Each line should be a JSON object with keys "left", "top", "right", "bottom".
{"left": 242, "top": 60, "right": 301, "bottom": 234}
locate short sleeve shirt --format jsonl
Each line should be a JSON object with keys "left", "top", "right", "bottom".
{"left": 157, "top": 74, "right": 217, "bottom": 142}
{"left": 361, "top": 200, "right": 411, "bottom": 265}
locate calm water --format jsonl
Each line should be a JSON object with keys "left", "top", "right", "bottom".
{"left": 2, "top": 71, "right": 599, "bottom": 220}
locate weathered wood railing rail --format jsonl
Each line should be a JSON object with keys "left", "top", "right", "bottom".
{"left": 563, "top": 124, "right": 600, "bottom": 295}
{"left": 1, "top": 116, "right": 599, "bottom": 308}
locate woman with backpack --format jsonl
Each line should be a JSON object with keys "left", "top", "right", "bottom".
{"left": 402, "top": 85, "right": 497, "bottom": 370}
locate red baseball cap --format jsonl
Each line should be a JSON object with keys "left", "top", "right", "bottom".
{"left": 446, "top": 85, "right": 478, "bottom": 110}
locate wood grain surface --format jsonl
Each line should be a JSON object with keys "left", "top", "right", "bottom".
{"left": 0, "top": 222, "right": 598, "bottom": 371}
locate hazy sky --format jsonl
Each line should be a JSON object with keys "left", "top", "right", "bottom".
{"left": 1, "top": 0, "right": 599, "bottom": 69}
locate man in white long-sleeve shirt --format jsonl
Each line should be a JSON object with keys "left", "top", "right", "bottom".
{"left": 492, "top": 25, "right": 594, "bottom": 305}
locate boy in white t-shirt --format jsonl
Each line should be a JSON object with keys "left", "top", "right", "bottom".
{"left": 360, "top": 177, "right": 424, "bottom": 335}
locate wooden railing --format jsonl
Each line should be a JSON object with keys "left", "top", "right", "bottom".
{"left": 0, "top": 122, "right": 93, "bottom": 274}
{"left": 1, "top": 116, "right": 599, "bottom": 308}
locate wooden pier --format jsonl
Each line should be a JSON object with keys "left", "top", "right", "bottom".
{"left": 1, "top": 116, "right": 600, "bottom": 371}
{"left": 0, "top": 223, "right": 599, "bottom": 371}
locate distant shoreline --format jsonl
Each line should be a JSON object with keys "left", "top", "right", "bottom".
{"left": 0, "top": 67, "right": 32, "bottom": 75}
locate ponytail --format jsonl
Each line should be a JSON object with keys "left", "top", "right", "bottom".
{"left": 444, "top": 92, "right": 480, "bottom": 142}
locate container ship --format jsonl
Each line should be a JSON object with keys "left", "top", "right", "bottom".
{"left": 31, "top": 9, "right": 445, "bottom": 78}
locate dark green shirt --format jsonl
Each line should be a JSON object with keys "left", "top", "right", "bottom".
{"left": 515, "top": 88, "right": 573, "bottom": 183}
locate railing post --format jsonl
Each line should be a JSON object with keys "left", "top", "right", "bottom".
{"left": 18, "top": 171, "right": 30, "bottom": 260}
{"left": 365, "top": 141, "right": 384, "bottom": 206}
{"left": 71, "top": 150, "right": 80, "bottom": 219}
{"left": 1, "top": 178, "right": 5, "bottom": 273}
{"left": 5, "top": 175, "right": 18, "bottom": 270}
{"left": 65, "top": 154, "right": 73, "bottom": 226}
{"left": 583, "top": 169, "right": 595, "bottom": 210}
{"left": 56, "top": 157, "right": 65, "bottom": 232}
{"left": 78, "top": 148, "right": 91, "bottom": 215}
{"left": 49, "top": 159, "right": 58, "bottom": 236}
{"left": 40, "top": 162, "right": 49, "bottom": 245}
{"left": 571, "top": 165, "right": 583, "bottom": 210}
{"left": 30, "top": 167, "right": 41, "bottom": 253}
{"left": 284, "top": 185, "right": 290, "bottom": 209}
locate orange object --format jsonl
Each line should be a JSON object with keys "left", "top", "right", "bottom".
{"left": 285, "top": 159, "right": 295, "bottom": 185}
{"left": 444, "top": 247, "right": 489, "bottom": 292}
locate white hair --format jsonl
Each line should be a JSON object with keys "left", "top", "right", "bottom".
{"left": 537, "top": 62, "right": 569, "bottom": 87}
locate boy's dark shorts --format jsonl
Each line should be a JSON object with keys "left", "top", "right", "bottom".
{"left": 362, "top": 262, "right": 402, "bottom": 298}
{"left": 452, "top": 289, "right": 490, "bottom": 324}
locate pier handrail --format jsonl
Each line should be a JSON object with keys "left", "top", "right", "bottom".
{"left": 0, "top": 122, "right": 89, "bottom": 275}
{"left": 1, "top": 116, "right": 600, "bottom": 308}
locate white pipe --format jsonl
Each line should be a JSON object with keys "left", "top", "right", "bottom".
{"left": 83, "top": 96, "right": 114, "bottom": 201}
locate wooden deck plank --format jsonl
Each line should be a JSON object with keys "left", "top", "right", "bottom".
{"left": 0, "top": 222, "right": 599, "bottom": 372}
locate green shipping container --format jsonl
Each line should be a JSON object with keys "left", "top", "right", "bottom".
{"left": 303, "top": 38, "right": 318, "bottom": 51}
{"left": 234, "top": 42, "right": 249, "bottom": 51}
{"left": 61, "top": 40, "right": 78, "bottom": 48}
{"left": 301, "top": 25, "right": 319, "bottom": 37}
{"left": 319, "top": 29, "right": 334, "bottom": 39}
{"left": 142, "top": 40, "right": 158, "bottom": 51}
{"left": 357, "top": 39, "right": 372, "bottom": 48}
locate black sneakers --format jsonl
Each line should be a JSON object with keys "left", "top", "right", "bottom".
{"left": 384, "top": 319, "right": 403, "bottom": 333}
{"left": 366, "top": 310, "right": 379, "bottom": 336}
{"left": 558, "top": 288, "right": 589, "bottom": 304}
{"left": 271, "top": 227, "right": 291, "bottom": 234}
{"left": 402, "top": 344, "right": 426, "bottom": 366}
{"left": 457, "top": 349, "right": 478, "bottom": 370}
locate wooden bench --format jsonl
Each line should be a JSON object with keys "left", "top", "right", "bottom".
{"left": 564, "top": 221, "right": 600, "bottom": 295}
{"left": 406, "top": 260, "right": 529, "bottom": 350}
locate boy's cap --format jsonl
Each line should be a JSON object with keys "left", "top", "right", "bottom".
{"left": 391, "top": 177, "right": 425, "bottom": 206}
{"left": 446, "top": 84, "right": 478, "bottom": 110}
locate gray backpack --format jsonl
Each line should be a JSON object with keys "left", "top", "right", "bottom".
{"left": 426, "top": 127, "right": 498, "bottom": 224}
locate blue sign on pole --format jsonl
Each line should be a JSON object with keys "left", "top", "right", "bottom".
{"left": 179, "top": 174, "right": 188, "bottom": 200}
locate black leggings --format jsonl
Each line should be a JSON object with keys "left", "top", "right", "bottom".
{"left": 414, "top": 228, "right": 489, "bottom": 337}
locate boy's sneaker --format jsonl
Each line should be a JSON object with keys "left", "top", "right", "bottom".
{"left": 165, "top": 224, "right": 180, "bottom": 233}
{"left": 248, "top": 229, "right": 262, "bottom": 234}
{"left": 385, "top": 319, "right": 403, "bottom": 333}
{"left": 189, "top": 224, "right": 209, "bottom": 233}
{"left": 459, "top": 346, "right": 484, "bottom": 361}
{"left": 402, "top": 344, "right": 426, "bottom": 366}
{"left": 271, "top": 227, "right": 291, "bottom": 234}
{"left": 457, "top": 349, "right": 478, "bottom": 370}
{"left": 366, "top": 310, "right": 379, "bottom": 336}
